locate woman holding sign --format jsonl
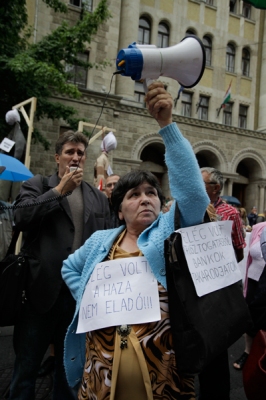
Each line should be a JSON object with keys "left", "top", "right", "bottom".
{"left": 62, "top": 82, "right": 210, "bottom": 400}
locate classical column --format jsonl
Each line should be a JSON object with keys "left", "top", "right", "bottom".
{"left": 227, "top": 179, "right": 233, "bottom": 196}
{"left": 258, "top": 13, "right": 266, "bottom": 132}
{"left": 115, "top": 0, "right": 140, "bottom": 99}
{"left": 259, "top": 184, "right": 265, "bottom": 212}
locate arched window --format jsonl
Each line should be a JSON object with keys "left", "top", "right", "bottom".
{"left": 242, "top": 48, "right": 250, "bottom": 77}
{"left": 186, "top": 29, "right": 196, "bottom": 36}
{"left": 229, "top": 0, "right": 237, "bottom": 13}
{"left": 197, "top": 96, "right": 209, "bottom": 121}
{"left": 181, "top": 92, "right": 193, "bottom": 117}
{"left": 157, "top": 22, "right": 169, "bottom": 48}
{"left": 239, "top": 105, "right": 248, "bottom": 128}
{"left": 69, "top": 0, "right": 93, "bottom": 11}
{"left": 243, "top": 3, "right": 251, "bottom": 18}
{"left": 203, "top": 36, "right": 212, "bottom": 66}
{"left": 223, "top": 103, "right": 233, "bottom": 126}
{"left": 226, "top": 43, "right": 235, "bottom": 73}
{"left": 138, "top": 17, "right": 151, "bottom": 45}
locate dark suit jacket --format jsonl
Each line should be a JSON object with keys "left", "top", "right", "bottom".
{"left": 14, "top": 173, "right": 110, "bottom": 313}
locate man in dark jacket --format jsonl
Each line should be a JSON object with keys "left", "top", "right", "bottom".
{"left": 9, "top": 131, "right": 110, "bottom": 400}
{"left": 105, "top": 173, "right": 120, "bottom": 228}
{"left": 248, "top": 206, "right": 258, "bottom": 227}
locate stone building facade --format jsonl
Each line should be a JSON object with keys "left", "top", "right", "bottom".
{"left": 27, "top": 0, "right": 266, "bottom": 212}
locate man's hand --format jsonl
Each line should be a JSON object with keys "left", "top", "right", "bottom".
{"left": 55, "top": 166, "right": 83, "bottom": 195}
{"left": 145, "top": 81, "right": 173, "bottom": 128}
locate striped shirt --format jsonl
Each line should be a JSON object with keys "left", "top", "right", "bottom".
{"left": 214, "top": 197, "right": 246, "bottom": 250}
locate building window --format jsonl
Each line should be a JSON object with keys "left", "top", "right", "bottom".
{"left": 181, "top": 92, "right": 192, "bottom": 117}
{"left": 138, "top": 17, "right": 151, "bottom": 45}
{"left": 66, "top": 53, "right": 88, "bottom": 89}
{"left": 229, "top": 0, "right": 237, "bottom": 13}
{"left": 198, "top": 96, "right": 209, "bottom": 120}
{"left": 186, "top": 29, "right": 196, "bottom": 36}
{"left": 223, "top": 102, "right": 233, "bottom": 126}
{"left": 242, "top": 48, "right": 250, "bottom": 77}
{"left": 243, "top": 3, "right": 251, "bottom": 19}
{"left": 226, "top": 43, "right": 235, "bottom": 73}
{"left": 203, "top": 36, "right": 212, "bottom": 66}
{"left": 206, "top": 0, "right": 214, "bottom": 5}
{"left": 157, "top": 22, "right": 169, "bottom": 48}
{"left": 239, "top": 105, "right": 248, "bottom": 128}
{"left": 69, "top": 0, "right": 93, "bottom": 11}
{"left": 134, "top": 82, "right": 145, "bottom": 103}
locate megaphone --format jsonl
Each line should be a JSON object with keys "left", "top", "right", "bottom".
{"left": 116, "top": 35, "right": 206, "bottom": 92}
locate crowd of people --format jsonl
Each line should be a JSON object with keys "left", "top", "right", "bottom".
{"left": 0, "top": 82, "right": 265, "bottom": 399}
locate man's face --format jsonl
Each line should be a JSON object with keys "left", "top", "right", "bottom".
{"left": 105, "top": 175, "right": 120, "bottom": 199}
{"left": 201, "top": 171, "right": 220, "bottom": 203}
{"left": 55, "top": 142, "right": 86, "bottom": 178}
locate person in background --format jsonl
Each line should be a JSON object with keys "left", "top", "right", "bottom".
{"left": 105, "top": 173, "right": 120, "bottom": 228}
{"left": 233, "top": 221, "right": 266, "bottom": 370}
{"left": 9, "top": 131, "right": 110, "bottom": 400}
{"left": 248, "top": 206, "right": 258, "bottom": 227}
{"left": 199, "top": 167, "right": 246, "bottom": 400}
{"left": 61, "top": 81, "right": 210, "bottom": 399}
{"left": 200, "top": 167, "right": 245, "bottom": 263}
{"left": 256, "top": 213, "right": 265, "bottom": 224}
{"left": 239, "top": 207, "right": 252, "bottom": 233}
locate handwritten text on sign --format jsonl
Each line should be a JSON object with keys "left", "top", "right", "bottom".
{"left": 76, "top": 256, "right": 161, "bottom": 333}
{"left": 177, "top": 221, "right": 242, "bottom": 297}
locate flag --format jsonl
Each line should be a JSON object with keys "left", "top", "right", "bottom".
{"left": 217, "top": 81, "right": 232, "bottom": 117}
{"left": 98, "top": 178, "right": 103, "bottom": 191}
{"left": 221, "top": 80, "right": 232, "bottom": 108}
{"left": 174, "top": 85, "right": 184, "bottom": 108}
{"left": 244, "top": 0, "right": 266, "bottom": 9}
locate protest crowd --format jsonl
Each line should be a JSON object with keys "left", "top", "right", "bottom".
{"left": 0, "top": 82, "right": 265, "bottom": 400}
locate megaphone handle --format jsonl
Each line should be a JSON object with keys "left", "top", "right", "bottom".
{"left": 143, "top": 78, "right": 154, "bottom": 94}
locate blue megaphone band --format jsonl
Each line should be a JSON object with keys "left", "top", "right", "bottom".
{"left": 116, "top": 43, "right": 143, "bottom": 81}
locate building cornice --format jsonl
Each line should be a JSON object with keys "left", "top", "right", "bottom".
{"left": 55, "top": 90, "right": 266, "bottom": 139}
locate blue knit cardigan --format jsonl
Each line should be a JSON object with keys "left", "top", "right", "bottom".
{"left": 62, "top": 122, "right": 210, "bottom": 387}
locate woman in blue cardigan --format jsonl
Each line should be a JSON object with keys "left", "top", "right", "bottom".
{"left": 62, "top": 82, "right": 210, "bottom": 400}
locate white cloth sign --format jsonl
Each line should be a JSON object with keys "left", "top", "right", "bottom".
{"left": 76, "top": 256, "right": 161, "bottom": 333}
{"left": 177, "top": 221, "right": 242, "bottom": 297}
{"left": 107, "top": 165, "right": 113, "bottom": 176}
{"left": 0, "top": 138, "right": 15, "bottom": 152}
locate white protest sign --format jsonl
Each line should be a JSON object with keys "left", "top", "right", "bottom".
{"left": 177, "top": 221, "right": 242, "bottom": 297}
{"left": 0, "top": 138, "right": 15, "bottom": 152}
{"left": 76, "top": 256, "right": 161, "bottom": 333}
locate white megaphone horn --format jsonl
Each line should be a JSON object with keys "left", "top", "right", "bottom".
{"left": 116, "top": 35, "right": 206, "bottom": 92}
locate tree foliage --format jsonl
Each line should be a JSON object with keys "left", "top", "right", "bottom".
{"left": 0, "top": 0, "right": 110, "bottom": 149}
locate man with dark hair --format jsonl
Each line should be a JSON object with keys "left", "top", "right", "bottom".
{"left": 199, "top": 166, "right": 246, "bottom": 400}
{"left": 9, "top": 130, "right": 110, "bottom": 399}
{"left": 105, "top": 173, "right": 120, "bottom": 228}
{"left": 247, "top": 206, "right": 258, "bottom": 226}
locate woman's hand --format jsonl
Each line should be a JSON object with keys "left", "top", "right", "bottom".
{"left": 145, "top": 81, "right": 173, "bottom": 128}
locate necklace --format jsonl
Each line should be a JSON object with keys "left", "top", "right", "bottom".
{"left": 117, "top": 325, "right": 131, "bottom": 349}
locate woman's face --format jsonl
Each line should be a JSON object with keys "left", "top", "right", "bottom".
{"left": 118, "top": 182, "right": 161, "bottom": 232}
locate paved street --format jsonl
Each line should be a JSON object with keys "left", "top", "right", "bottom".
{"left": 0, "top": 326, "right": 248, "bottom": 399}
